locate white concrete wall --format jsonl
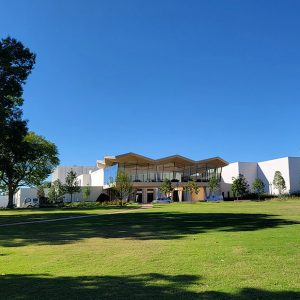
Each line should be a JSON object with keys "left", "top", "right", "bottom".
{"left": 288, "top": 157, "right": 300, "bottom": 193}
{"left": 91, "top": 169, "right": 104, "bottom": 187}
{"left": 52, "top": 166, "right": 98, "bottom": 184}
{"left": 221, "top": 162, "right": 239, "bottom": 198}
{"left": 239, "top": 162, "right": 258, "bottom": 192}
{"left": 63, "top": 186, "right": 103, "bottom": 202}
{"left": 221, "top": 157, "right": 300, "bottom": 196}
{"left": 0, "top": 196, "right": 8, "bottom": 208}
{"left": 258, "top": 157, "right": 290, "bottom": 194}
{"left": 77, "top": 174, "right": 91, "bottom": 187}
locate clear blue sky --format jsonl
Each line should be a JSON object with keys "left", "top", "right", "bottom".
{"left": 1, "top": 0, "right": 300, "bottom": 165}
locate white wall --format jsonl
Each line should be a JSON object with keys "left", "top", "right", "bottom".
{"left": 258, "top": 157, "right": 290, "bottom": 194}
{"left": 221, "top": 157, "right": 300, "bottom": 197}
{"left": 0, "top": 196, "right": 8, "bottom": 208}
{"left": 63, "top": 186, "right": 103, "bottom": 202}
{"left": 288, "top": 157, "right": 300, "bottom": 193}
{"left": 77, "top": 174, "right": 91, "bottom": 186}
{"left": 91, "top": 168, "right": 104, "bottom": 187}
{"left": 52, "top": 166, "right": 98, "bottom": 184}
{"left": 221, "top": 162, "right": 239, "bottom": 198}
{"left": 239, "top": 162, "right": 258, "bottom": 192}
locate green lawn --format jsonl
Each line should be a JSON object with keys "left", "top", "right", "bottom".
{"left": 0, "top": 200, "right": 299, "bottom": 299}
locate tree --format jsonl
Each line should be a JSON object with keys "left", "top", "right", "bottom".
{"left": 36, "top": 185, "right": 45, "bottom": 199}
{"left": 48, "top": 179, "right": 64, "bottom": 204}
{"left": 184, "top": 180, "right": 199, "bottom": 201}
{"left": 208, "top": 177, "right": 219, "bottom": 195}
{"left": 0, "top": 37, "right": 60, "bottom": 208}
{"left": 112, "top": 172, "right": 133, "bottom": 206}
{"left": 231, "top": 174, "right": 249, "bottom": 200}
{"left": 63, "top": 170, "right": 81, "bottom": 203}
{"left": 0, "top": 132, "right": 59, "bottom": 208}
{"left": 252, "top": 178, "right": 265, "bottom": 200}
{"left": 159, "top": 178, "right": 173, "bottom": 198}
{"left": 273, "top": 171, "right": 286, "bottom": 195}
{"left": 0, "top": 36, "right": 36, "bottom": 118}
{"left": 82, "top": 185, "right": 91, "bottom": 202}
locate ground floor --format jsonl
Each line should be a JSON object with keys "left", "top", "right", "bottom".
{"left": 105, "top": 183, "right": 208, "bottom": 203}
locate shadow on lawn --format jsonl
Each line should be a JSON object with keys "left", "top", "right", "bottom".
{"left": 0, "top": 211, "right": 298, "bottom": 247}
{"left": 0, "top": 273, "right": 299, "bottom": 300}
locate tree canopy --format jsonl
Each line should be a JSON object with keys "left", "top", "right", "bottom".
{"left": 0, "top": 36, "right": 59, "bottom": 208}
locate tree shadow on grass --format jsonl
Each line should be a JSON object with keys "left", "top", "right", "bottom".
{"left": 0, "top": 211, "right": 298, "bottom": 247}
{"left": 0, "top": 273, "right": 299, "bottom": 300}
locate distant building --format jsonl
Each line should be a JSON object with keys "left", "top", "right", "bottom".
{"left": 221, "top": 157, "right": 300, "bottom": 198}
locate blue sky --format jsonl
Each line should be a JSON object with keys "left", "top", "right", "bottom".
{"left": 1, "top": 0, "right": 300, "bottom": 165}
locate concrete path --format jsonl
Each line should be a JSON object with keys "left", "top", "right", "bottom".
{"left": 0, "top": 207, "right": 150, "bottom": 227}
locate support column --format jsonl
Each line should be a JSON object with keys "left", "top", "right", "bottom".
{"left": 178, "top": 189, "right": 183, "bottom": 202}
{"left": 153, "top": 188, "right": 158, "bottom": 200}
{"left": 142, "top": 188, "right": 147, "bottom": 204}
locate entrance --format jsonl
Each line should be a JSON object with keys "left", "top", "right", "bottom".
{"left": 136, "top": 190, "right": 142, "bottom": 203}
{"left": 173, "top": 190, "right": 179, "bottom": 202}
{"left": 147, "top": 189, "right": 154, "bottom": 203}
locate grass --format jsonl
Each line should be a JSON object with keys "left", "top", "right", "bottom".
{"left": 0, "top": 200, "right": 299, "bottom": 299}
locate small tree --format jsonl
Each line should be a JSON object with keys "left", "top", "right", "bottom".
{"left": 184, "top": 180, "right": 199, "bottom": 201}
{"left": 231, "top": 174, "right": 249, "bottom": 200}
{"left": 112, "top": 172, "right": 133, "bottom": 206}
{"left": 48, "top": 179, "right": 64, "bottom": 204}
{"left": 82, "top": 185, "right": 91, "bottom": 202}
{"left": 208, "top": 177, "right": 219, "bottom": 195}
{"left": 159, "top": 178, "right": 173, "bottom": 198}
{"left": 63, "top": 170, "right": 81, "bottom": 202}
{"left": 252, "top": 178, "right": 265, "bottom": 200}
{"left": 273, "top": 171, "right": 286, "bottom": 195}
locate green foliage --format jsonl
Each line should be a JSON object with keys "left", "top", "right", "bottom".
{"left": 48, "top": 179, "right": 64, "bottom": 204}
{"left": 0, "top": 37, "right": 59, "bottom": 208}
{"left": 184, "top": 180, "right": 199, "bottom": 194}
{"left": 252, "top": 178, "right": 265, "bottom": 200}
{"left": 36, "top": 185, "right": 45, "bottom": 199}
{"left": 112, "top": 172, "right": 133, "bottom": 205}
{"left": 208, "top": 177, "right": 219, "bottom": 195}
{"left": 159, "top": 178, "right": 174, "bottom": 197}
{"left": 273, "top": 171, "right": 286, "bottom": 195}
{"left": 231, "top": 174, "right": 249, "bottom": 200}
{"left": 82, "top": 185, "right": 91, "bottom": 202}
{"left": 63, "top": 171, "right": 81, "bottom": 203}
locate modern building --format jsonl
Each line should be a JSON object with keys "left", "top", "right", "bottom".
{"left": 221, "top": 157, "right": 300, "bottom": 197}
{"left": 93, "top": 152, "right": 228, "bottom": 203}
{"left": 3, "top": 154, "right": 300, "bottom": 208}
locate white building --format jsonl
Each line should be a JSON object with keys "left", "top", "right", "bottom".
{"left": 52, "top": 166, "right": 98, "bottom": 184}
{"left": 221, "top": 157, "right": 300, "bottom": 197}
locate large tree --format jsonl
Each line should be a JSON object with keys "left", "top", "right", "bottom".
{"left": 0, "top": 36, "right": 38, "bottom": 208}
{"left": 0, "top": 132, "right": 59, "bottom": 208}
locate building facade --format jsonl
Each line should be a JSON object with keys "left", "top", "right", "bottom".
{"left": 221, "top": 157, "right": 300, "bottom": 197}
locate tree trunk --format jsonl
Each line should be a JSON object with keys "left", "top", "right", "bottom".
{"left": 70, "top": 193, "right": 73, "bottom": 203}
{"left": 7, "top": 187, "right": 15, "bottom": 209}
